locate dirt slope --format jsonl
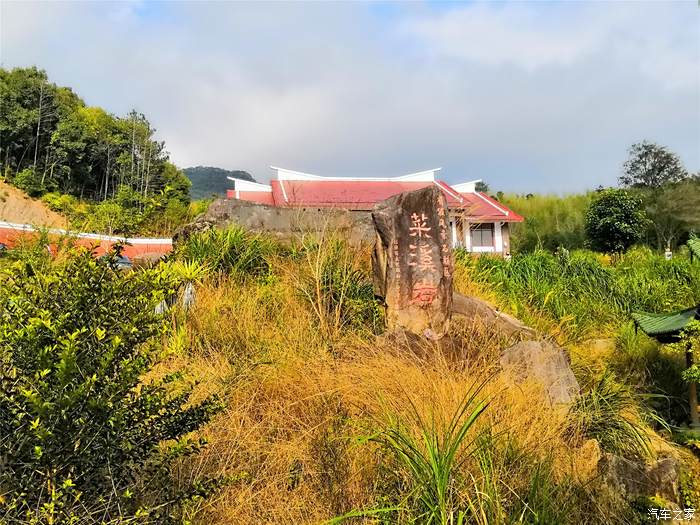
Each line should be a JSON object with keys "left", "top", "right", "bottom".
{"left": 0, "top": 181, "right": 68, "bottom": 228}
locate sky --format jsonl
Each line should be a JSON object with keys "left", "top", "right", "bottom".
{"left": 1, "top": 1, "right": 698, "bottom": 193}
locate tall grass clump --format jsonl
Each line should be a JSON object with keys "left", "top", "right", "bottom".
{"left": 564, "top": 371, "right": 660, "bottom": 459}
{"left": 174, "top": 225, "right": 279, "bottom": 277}
{"left": 371, "top": 381, "right": 489, "bottom": 524}
{"left": 466, "top": 431, "right": 576, "bottom": 525}
{"left": 289, "top": 235, "right": 383, "bottom": 338}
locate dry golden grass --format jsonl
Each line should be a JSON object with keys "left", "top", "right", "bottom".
{"left": 160, "top": 260, "right": 620, "bottom": 524}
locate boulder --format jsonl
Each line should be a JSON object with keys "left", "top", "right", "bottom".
{"left": 500, "top": 339, "right": 580, "bottom": 406}
{"left": 372, "top": 186, "right": 453, "bottom": 339}
{"left": 452, "top": 292, "right": 536, "bottom": 339}
{"left": 599, "top": 453, "right": 680, "bottom": 503}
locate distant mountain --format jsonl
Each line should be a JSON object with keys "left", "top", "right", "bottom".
{"left": 183, "top": 166, "right": 257, "bottom": 200}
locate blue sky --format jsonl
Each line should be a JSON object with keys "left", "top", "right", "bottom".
{"left": 1, "top": 1, "right": 698, "bottom": 193}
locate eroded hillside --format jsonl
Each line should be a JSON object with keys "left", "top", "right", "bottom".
{"left": 0, "top": 180, "right": 67, "bottom": 228}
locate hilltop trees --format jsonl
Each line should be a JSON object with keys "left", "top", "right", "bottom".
{"left": 619, "top": 141, "right": 699, "bottom": 250}
{"left": 620, "top": 141, "right": 688, "bottom": 189}
{"left": 0, "top": 67, "right": 191, "bottom": 233}
{"left": 183, "top": 166, "right": 256, "bottom": 199}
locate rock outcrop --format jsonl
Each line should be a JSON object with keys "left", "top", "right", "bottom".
{"left": 599, "top": 453, "right": 680, "bottom": 503}
{"left": 452, "top": 292, "right": 536, "bottom": 340}
{"left": 175, "top": 198, "right": 375, "bottom": 246}
{"left": 372, "top": 186, "right": 453, "bottom": 339}
{"left": 500, "top": 339, "right": 581, "bottom": 406}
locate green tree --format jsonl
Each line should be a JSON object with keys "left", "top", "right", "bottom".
{"left": 1, "top": 67, "right": 182, "bottom": 205}
{"left": 619, "top": 141, "right": 688, "bottom": 189}
{"left": 618, "top": 141, "right": 697, "bottom": 249}
{"left": 585, "top": 189, "right": 648, "bottom": 253}
{"left": 642, "top": 179, "right": 700, "bottom": 250}
{"left": 0, "top": 67, "right": 82, "bottom": 181}
{"left": 0, "top": 250, "right": 222, "bottom": 523}
{"left": 159, "top": 161, "right": 192, "bottom": 205}
{"left": 474, "top": 180, "right": 489, "bottom": 193}
{"left": 1, "top": 67, "right": 196, "bottom": 234}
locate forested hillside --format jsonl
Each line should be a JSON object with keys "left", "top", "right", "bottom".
{"left": 184, "top": 166, "right": 256, "bottom": 199}
{"left": 0, "top": 67, "right": 192, "bottom": 234}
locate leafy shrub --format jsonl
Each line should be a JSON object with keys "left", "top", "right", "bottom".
{"left": 13, "top": 168, "right": 45, "bottom": 197}
{"left": 0, "top": 250, "right": 223, "bottom": 523}
{"left": 41, "top": 191, "right": 85, "bottom": 216}
{"left": 680, "top": 469, "right": 700, "bottom": 509}
{"left": 0, "top": 229, "right": 55, "bottom": 272}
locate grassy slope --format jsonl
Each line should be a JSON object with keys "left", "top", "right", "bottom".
{"left": 158, "top": 232, "right": 698, "bottom": 524}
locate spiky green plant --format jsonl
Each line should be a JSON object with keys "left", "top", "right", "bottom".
{"left": 174, "top": 226, "right": 278, "bottom": 277}
{"left": 164, "top": 259, "right": 211, "bottom": 284}
{"left": 372, "top": 381, "right": 490, "bottom": 525}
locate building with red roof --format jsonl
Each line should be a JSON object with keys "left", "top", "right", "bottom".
{"left": 226, "top": 167, "right": 523, "bottom": 255}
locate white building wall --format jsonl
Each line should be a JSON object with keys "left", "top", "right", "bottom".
{"left": 494, "top": 222, "right": 503, "bottom": 253}
{"left": 463, "top": 221, "right": 505, "bottom": 254}
{"left": 464, "top": 222, "right": 471, "bottom": 251}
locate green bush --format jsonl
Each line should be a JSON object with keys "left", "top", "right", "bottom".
{"left": 13, "top": 168, "right": 46, "bottom": 197}
{"left": 585, "top": 189, "right": 648, "bottom": 254}
{"left": 0, "top": 250, "right": 223, "bottom": 523}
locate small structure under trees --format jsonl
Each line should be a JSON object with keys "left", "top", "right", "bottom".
{"left": 632, "top": 305, "right": 700, "bottom": 428}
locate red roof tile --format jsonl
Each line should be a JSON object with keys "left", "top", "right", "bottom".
{"left": 230, "top": 178, "right": 522, "bottom": 222}
{"left": 271, "top": 180, "right": 450, "bottom": 210}
{"left": 459, "top": 192, "right": 524, "bottom": 222}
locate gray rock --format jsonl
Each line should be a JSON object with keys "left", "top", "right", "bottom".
{"left": 181, "top": 282, "right": 196, "bottom": 311}
{"left": 500, "top": 339, "right": 580, "bottom": 406}
{"left": 452, "top": 292, "right": 536, "bottom": 340}
{"left": 372, "top": 186, "right": 453, "bottom": 339}
{"left": 155, "top": 299, "right": 168, "bottom": 315}
{"left": 599, "top": 453, "right": 680, "bottom": 503}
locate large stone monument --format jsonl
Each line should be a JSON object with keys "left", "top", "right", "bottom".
{"left": 372, "top": 185, "right": 453, "bottom": 339}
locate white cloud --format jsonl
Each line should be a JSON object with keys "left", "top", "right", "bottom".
{"left": 1, "top": 1, "right": 697, "bottom": 192}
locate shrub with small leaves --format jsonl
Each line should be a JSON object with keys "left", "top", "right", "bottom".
{"left": 0, "top": 249, "right": 223, "bottom": 524}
